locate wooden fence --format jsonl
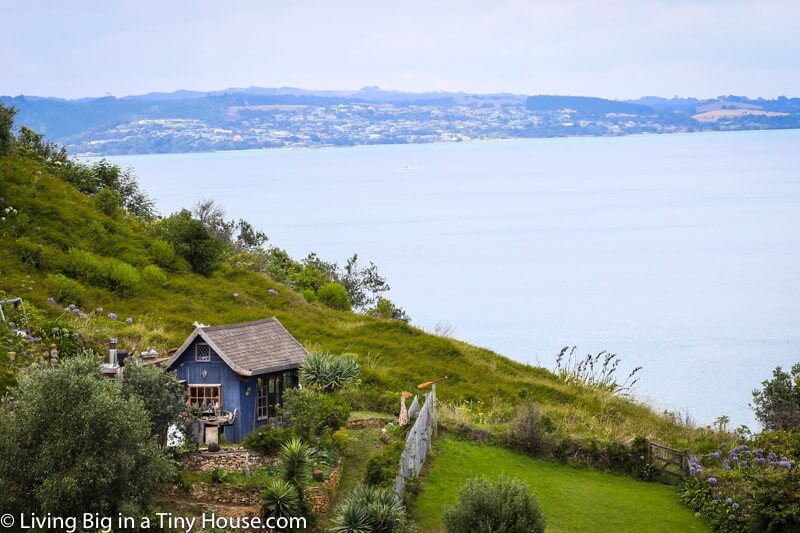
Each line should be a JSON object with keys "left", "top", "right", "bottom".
{"left": 394, "top": 384, "right": 437, "bottom": 500}
{"left": 647, "top": 441, "right": 688, "bottom": 484}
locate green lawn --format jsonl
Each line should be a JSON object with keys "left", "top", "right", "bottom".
{"left": 414, "top": 438, "right": 708, "bottom": 533}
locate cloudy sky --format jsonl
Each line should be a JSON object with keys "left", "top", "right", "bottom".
{"left": 3, "top": 0, "right": 798, "bottom": 99}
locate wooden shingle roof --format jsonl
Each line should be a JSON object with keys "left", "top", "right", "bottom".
{"left": 165, "top": 317, "right": 308, "bottom": 376}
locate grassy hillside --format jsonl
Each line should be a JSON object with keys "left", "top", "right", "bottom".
{"left": 414, "top": 438, "right": 707, "bottom": 532}
{"left": 0, "top": 153, "right": 706, "bottom": 447}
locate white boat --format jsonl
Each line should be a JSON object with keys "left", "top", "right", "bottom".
{"left": 402, "top": 162, "right": 418, "bottom": 170}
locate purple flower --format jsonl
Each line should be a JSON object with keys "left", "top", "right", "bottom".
{"left": 707, "top": 477, "right": 717, "bottom": 485}
{"left": 732, "top": 503, "right": 739, "bottom": 510}
{"left": 126, "top": 317, "right": 134, "bottom": 325}
{"left": 725, "top": 498, "right": 733, "bottom": 505}
{"left": 755, "top": 457, "right": 766, "bottom": 465}
{"left": 108, "top": 312, "right": 118, "bottom": 320}
{"left": 47, "top": 297, "right": 56, "bottom": 303}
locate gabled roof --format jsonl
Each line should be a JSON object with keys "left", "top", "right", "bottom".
{"left": 165, "top": 317, "right": 308, "bottom": 376}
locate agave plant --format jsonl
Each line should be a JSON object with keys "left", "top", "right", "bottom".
{"left": 280, "top": 437, "right": 311, "bottom": 488}
{"left": 330, "top": 484, "right": 405, "bottom": 533}
{"left": 261, "top": 478, "right": 301, "bottom": 525}
{"left": 300, "top": 352, "right": 360, "bottom": 392}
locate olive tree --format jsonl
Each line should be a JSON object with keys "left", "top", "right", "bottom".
{"left": 121, "top": 362, "right": 186, "bottom": 447}
{"left": 0, "top": 355, "right": 173, "bottom": 517}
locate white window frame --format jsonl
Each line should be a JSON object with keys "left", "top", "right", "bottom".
{"left": 195, "top": 343, "right": 211, "bottom": 362}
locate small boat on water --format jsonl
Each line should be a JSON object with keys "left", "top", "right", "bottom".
{"left": 403, "top": 162, "right": 418, "bottom": 170}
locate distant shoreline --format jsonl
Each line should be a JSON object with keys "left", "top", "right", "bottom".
{"left": 77, "top": 126, "right": 800, "bottom": 160}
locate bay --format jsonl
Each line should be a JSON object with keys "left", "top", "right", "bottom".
{"left": 102, "top": 130, "right": 800, "bottom": 428}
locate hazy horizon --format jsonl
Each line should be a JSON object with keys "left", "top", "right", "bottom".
{"left": 4, "top": 1, "right": 799, "bottom": 100}
{"left": 5, "top": 84, "right": 799, "bottom": 102}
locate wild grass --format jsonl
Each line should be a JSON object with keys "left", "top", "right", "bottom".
{"left": 0, "top": 154, "right": 710, "bottom": 448}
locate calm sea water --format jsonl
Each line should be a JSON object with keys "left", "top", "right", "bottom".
{"left": 104, "top": 130, "right": 800, "bottom": 428}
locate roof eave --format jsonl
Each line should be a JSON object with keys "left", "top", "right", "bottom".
{"left": 250, "top": 361, "right": 303, "bottom": 376}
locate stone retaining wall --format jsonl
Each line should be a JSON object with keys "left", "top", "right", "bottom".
{"left": 162, "top": 460, "right": 343, "bottom": 515}
{"left": 305, "top": 460, "right": 343, "bottom": 514}
{"left": 162, "top": 482, "right": 261, "bottom": 506}
{"left": 182, "top": 450, "right": 278, "bottom": 472}
{"left": 346, "top": 417, "right": 392, "bottom": 429}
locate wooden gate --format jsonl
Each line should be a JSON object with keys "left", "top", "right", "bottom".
{"left": 647, "top": 442, "right": 688, "bottom": 484}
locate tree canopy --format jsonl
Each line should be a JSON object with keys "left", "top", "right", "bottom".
{"left": 0, "top": 355, "right": 173, "bottom": 517}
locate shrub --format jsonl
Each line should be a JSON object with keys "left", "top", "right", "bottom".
{"left": 209, "top": 467, "right": 231, "bottom": 484}
{"left": 678, "top": 442, "right": 799, "bottom": 531}
{"left": 0, "top": 356, "right": 173, "bottom": 518}
{"left": 752, "top": 364, "right": 800, "bottom": 431}
{"left": 120, "top": 363, "right": 186, "bottom": 447}
{"left": 61, "top": 248, "right": 140, "bottom": 295}
{"left": 141, "top": 264, "right": 168, "bottom": 287}
{"left": 364, "top": 440, "right": 404, "bottom": 489}
{"left": 443, "top": 476, "right": 546, "bottom": 533}
{"left": 330, "top": 484, "right": 405, "bottom": 533}
{"left": 507, "top": 401, "right": 552, "bottom": 456}
{"left": 93, "top": 187, "right": 122, "bottom": 217}
{"left": 261, "top": 479, "right": 302, "bottom": 530}
{"left": 281, "top": 388, "right": 350, "bottom": 442}
{"left": 15, "top": 236, "right": 53, "bottom": 268}
{"left": 47, "top": 273, "right": 86, "bottom": 306}
{"left": 158, "top": 209, "right": 226, "bottom": 276}
{"left": 300, "top": 288, "right": 317, "bottom": 303}
{"left": 300, "top": 352, "right": 360, "bottom": 392}
{"left": 317, "top": 282, "right": 351, "bottom": 311}
{"left": 242, "top": 424, "right": 292, "bottom": 454}
{"left": 369, "top": 297, "right": 410, "bottom": 323}
{"left": 149, "top": 239, "right": 179, "bottom": 270}
{"left": 320, "top": 427, "right": 351, "bottom": 455}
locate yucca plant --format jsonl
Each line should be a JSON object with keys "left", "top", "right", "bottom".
{"left": 330, "top": 484, "right": 405, "bottom": 533}
{"left": 261, "top": 478, "right": 301, "bottom": 527}
{"left": 280, "top": 437, "right": 311, "bottom": 488}
{"left": 300, "top": 352, "right": 360, "bottom": 392}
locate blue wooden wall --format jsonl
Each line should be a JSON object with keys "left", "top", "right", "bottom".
{"left": 169, "top": 336, "right": 265, "bottom": 442}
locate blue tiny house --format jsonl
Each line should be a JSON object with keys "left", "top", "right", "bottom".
{"left": 165, "top": 317, "right": 308, "bottom": 442}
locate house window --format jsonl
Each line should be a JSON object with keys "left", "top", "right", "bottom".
{"left": 189, "top": 385, "right": 221, "bottom": 413}
{"left": 195, "top": 343, "right": 211, "bottom": 362}
{"left": 256, "top": 374, "right": 285, "bottom": 421}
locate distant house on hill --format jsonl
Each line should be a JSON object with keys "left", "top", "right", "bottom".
{"left": 165, "top": 317, "right": 308, "bottom": 442}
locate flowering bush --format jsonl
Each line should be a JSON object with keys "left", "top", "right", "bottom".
{"left": 678, "top": 442, "right": 799, "bottom": 531}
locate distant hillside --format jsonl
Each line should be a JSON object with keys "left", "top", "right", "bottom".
{"left": 525, "top": 95, "right": 652, "bottom": 114}
{"left": 2, "top": 87, "right": 798, "bottom": 156}
{"left": 0, "top": 149, "right": 706, "bottom": 447}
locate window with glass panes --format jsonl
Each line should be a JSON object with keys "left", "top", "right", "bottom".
{"left": 195, "top": 343, "right": 211, "bottom": 362}
{"left": 188, "top": 385, "right": 221, "bottom": 412}
{"left": 256, "top": 374, "right": 288, "bottom": 421}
